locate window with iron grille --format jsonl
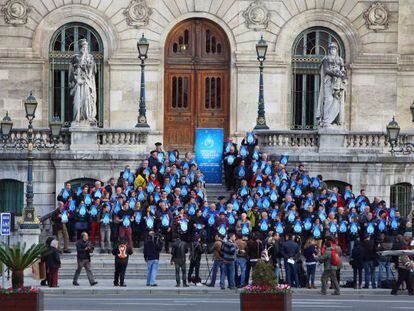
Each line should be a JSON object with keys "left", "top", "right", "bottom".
{"left": 390, "top": 183, "right": 412, "bottom": 218}
{"left": 0, "top": 179, "right": 24, "bottom": 215}
{"left": 49, "top": 23, "right": 104, "bottom": 127}
{"left": 291, "top": 27, "right": 345, "bottom": 130}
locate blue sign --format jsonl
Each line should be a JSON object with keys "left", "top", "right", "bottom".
{"left": 1, "top": 213, "right": 11, "bottom": 236}
{"left": 195, "top": 128, "right": 224, "bottom": 183}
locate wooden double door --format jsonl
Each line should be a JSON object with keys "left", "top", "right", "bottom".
{"left": 164, "top": 18, "right": 230, "bottom": 151}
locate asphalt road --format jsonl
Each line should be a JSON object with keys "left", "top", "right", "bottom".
{"left": 44, "top": 292, "right": 414, "bottom": 311}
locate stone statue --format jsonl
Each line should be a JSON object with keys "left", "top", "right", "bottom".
{"left": 317, "top": 42, "right": 347, "bottom": 128}
{"left": 69, "top": 39, "right": 97, "bottom": 125}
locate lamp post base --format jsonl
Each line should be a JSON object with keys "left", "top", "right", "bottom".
{"left": 135, "top": 122, "right": 150, "bottom": 128}
{"left": 254, "top": 124, "right": 269, "bottom": 130}
{"left": 135, "top": 115, "right": 150, "bottom": 128}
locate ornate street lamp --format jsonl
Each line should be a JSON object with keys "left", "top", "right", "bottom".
{"left": 410, "top": 102, "right": 414, "bottom": 122}
{"left": 0, "top": 112, "right": 13, "bottom": 138}
{"left": 386, "top": 116, "right": 413, "bottom": 155}
{"left": 1, "top": 92, "right": 63, "bottom": 229}
{"left": 135, "top": 33, "right": 150, "bottom": 128}
{"left": 254, "top": 35, "right": 269, "bottom": 130}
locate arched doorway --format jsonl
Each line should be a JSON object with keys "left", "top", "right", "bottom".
{"left": 164, "top": 18, "right": 230, "bottom": 150}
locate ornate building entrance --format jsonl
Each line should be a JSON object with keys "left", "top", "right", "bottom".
{"left": 164, "top": 18, "right": 230, "bottom": 150}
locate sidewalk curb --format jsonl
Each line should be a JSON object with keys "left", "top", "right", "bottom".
{"left": 40, "top": 287, "right": 392, "bottom": 296}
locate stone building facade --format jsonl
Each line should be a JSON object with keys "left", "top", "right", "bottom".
{"left": 0, "top": 0, "right": 413, "bottom": 218}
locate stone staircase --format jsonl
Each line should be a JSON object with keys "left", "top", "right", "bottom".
{"left": 55, "top": 243, "right": 354, "bottom": 283}
{"left": 43, "top": 182, "right": 356, "bottom": 283}
{"left": 205, "top": 183, "right": 233, "bottom": 202}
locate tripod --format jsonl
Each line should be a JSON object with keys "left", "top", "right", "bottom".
{"left": 203, "top": 247, "right": 212, "bottom": 285}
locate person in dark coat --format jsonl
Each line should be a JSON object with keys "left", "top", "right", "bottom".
{"left": 40, "top": 237, "right": 54, "bottom": 286}
{"left": 362, "top": 234, "right": 377, "bottom": 288}
{"left": 171, "top": 236, "right": 189, "bottom": 287}
{"left": 72, "top": 232, "right": 98, "bottom": 286}
{"left": 143, "top": 231, "right": 163, "bottom": 286}
{"left": 47, "top": 239, "right": 61, "bottom": 287}
{"left": 350, "top": 239, "right": 365, "bottom": 289}
{"left": 112, "top": 239, "right": 133, "bottom": 286}
{"left": 187, "top": 234, "right": 204, "bottom": 285}
{"left": 281, "top": 234, "right": 300, "bottom": 287}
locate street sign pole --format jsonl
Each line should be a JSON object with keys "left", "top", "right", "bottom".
{"left": 1, "top": 213, "right": 11, "bottom": 287}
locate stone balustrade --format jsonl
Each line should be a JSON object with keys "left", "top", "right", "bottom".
{"left": 254, "top": 130, "right": 319, "bottom": 150}
{"left": 97, "top": 128, "right": 149, "bottom": 151}
{"left": 1, "top": 128, "right": 149, "bottom": 152}
{"left": 1, "top": 127, "right": 71, "bottom": 150}
{"left": 255, "top": 129, "right": 414, "bottom": 155}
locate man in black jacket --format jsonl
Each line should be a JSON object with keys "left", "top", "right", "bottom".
{"left": 188, "top": 233, "right": 204, "bottom": 285}
{"left": 144, "top": 231, "right": 163, "bottom": 286}
{"left": 171, "top": 236, "right": 189, "bottom": 287}
{"left": 112, "top": 239, "right": 133, "bottom": 286}
{"left": 281, "top": 234, "right": 300, "bottom": 287}
{"left": 362, "top": 234, "right": 377, "bottom": 289}
{"left": 72, "top": 232, "right": 98, "bottom": 286}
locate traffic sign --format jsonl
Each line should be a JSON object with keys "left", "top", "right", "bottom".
{"left": 0, "top": 213, "right": 11, "bottom": 236}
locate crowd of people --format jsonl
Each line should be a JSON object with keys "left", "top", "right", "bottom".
{"left": 44, "top": 134, "right": 413, "bottom": 295}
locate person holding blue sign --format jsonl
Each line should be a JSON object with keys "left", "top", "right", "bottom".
{"left": 52, "top": 201, "right": 71, "bottom": 253}
{"left": 116, "top": 201, "right": 135, "bottom": 248}
{"left": 57, "top": 182, "right": 75, "bottom": 203}
{"left": 223, "top": 142, "right": 238, "bottom": 190}
{"left": 156, "top": 201, "right": 173, "bottom": 253}
{"left": 99, "top": 203, "right": 112, "bottom": 253}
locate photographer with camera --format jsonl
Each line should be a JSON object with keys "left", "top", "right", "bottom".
{"left": 144, "top": 231, "right": 164, "bottom": 286}
{"left": 73, "top": 232, "right": 98, "bottom": 286}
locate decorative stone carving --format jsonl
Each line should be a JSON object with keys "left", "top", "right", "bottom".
{"left": 123, "top": 0, "right": 152, "bottom": 28}
{"left": 243, "top": 0, "right": 270, "bottom": 30}
{"left": 1, "top": 0, "right": 30, "bottom": 25}
{"left": 363, "top": 2, "right": 389, "bottom": 31}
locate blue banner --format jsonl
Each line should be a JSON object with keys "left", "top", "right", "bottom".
{"left": 195, "top": 128, "right": 224, "bottom": 184}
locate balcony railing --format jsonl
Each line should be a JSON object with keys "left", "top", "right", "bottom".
{"left": 0, "top": 127, "right": 71, "bottom": 150}
{"left": 97, "top": 129, "right": 148, "bottom": 151}
{"left": 1, "top": 128, "right": 149, "bottom": 152}
{"left": 254, "top": 130, "right": 319, "bottom": 152}
{"left": 255, "top": 130, "right": 414, "bottom": 155}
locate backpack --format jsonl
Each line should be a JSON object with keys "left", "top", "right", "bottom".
{"left": 330, "top": 247, "right": 341, "bottom": 266}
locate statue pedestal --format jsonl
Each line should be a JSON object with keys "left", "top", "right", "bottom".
{"left": 18, "top": 226, "right": 41, "bottom": 276}
{"left": 318, "top": 127, "right": 346, "bottom": 153}
{"left": 69, "top": 123, "right": 99, "bottom": 151}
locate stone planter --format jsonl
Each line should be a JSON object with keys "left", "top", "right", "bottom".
{"left": 0, "top": 292, "right": 43, "bottom": 311}
{"left": 240, "top": 292, "right": 292, "bottom": 311}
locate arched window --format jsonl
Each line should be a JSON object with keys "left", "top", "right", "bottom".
{"left": 325, "top": 180, "right": 351, "bottom": 195}
{"left": 0, "top": 179, "right": 24, "bottom": 215}
{"left": 390, "top": 183, "right": 412, "bottom": 218}
{"left": 66, "top": 178, "right": 101, "bottom": 193}
{"left": 49, "top": 23, "right": 104, "bottom": 127}
{"left": 291, "top": 27, "right": 345, "bottom": 130}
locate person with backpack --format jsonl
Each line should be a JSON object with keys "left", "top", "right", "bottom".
{"left": 187, "top": 233, "right": 204, "bottom": 285}
{"left": 171, "top": 236, "right": 189, "bottom": 287}
{"left": 112, "top": 238, "right": 133, "bottom": 287}
{"left": 221, "top": 233, "right": 237, "bottom": 290}
{"left": 143, "top": 231, "right": 163, "bottom": 286}
{"left": 318, "top": 239, "right": 340, "bottom": 295}
{"left": 391, "top": 243, "right": 414, "bottom": 295}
